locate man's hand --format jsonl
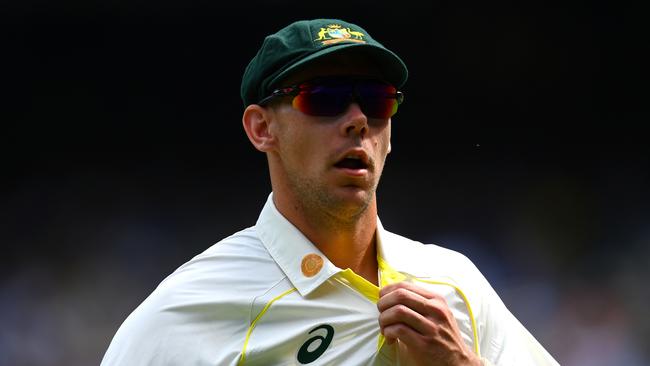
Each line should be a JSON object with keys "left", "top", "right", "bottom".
{"left": 377, "top": 281, "right": 482, "bottom": 366}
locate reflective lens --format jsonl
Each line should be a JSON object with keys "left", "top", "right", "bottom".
{"left": 356, "top": 82, "right": 400, "bottom": 119}
{"left": 263, "top": 78, "right": 403, "bottom": 119}
{"left": 292, "top": 79, "right": 401, "bottom": 118}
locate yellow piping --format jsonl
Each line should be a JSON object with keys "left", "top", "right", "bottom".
{"left": 413, "top": 278, "right": 481, "bottom": 357}
{"left": 238, "top": 288, "right": 297, "bottom": 365}
{"left": 333, "top": 269, "right": 391, "bottom": 351}
{"left": 338, "top": 269, "right": 380, "bottom": 302}
{"left": 238, "top": 260, "right": 481, "bottom": 363}
{"left": 377, "top": 257, "right": 480, "bottom": 357}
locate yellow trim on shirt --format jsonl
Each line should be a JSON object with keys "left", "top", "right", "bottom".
{"left": 338, "top": 268, "right": 381, "bottom": 302}
{"left": 238, "top": 288, "right": 297, "bottom": 365}
{"left": 378, "top": 257, "right": 408, "bottom": 287}
{"left": 377, "top": 257, "right": 481, "bottom": 357}
{"left": 413, "top": 278, "right": 481, "bottom": 357}
{"left": 335, "top": 259, "right": 408, "bottom": 350}
{"left": 238, "top": 259, "right": 480, "bottom": 364}
{"left": 336, "top": 257, "right": 410, "bottom": 302}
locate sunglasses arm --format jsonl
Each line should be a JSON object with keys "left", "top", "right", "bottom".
{"left": 257, "top": 86, "right": 300, "bottom": 106}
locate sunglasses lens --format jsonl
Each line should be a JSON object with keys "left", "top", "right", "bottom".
{"left": 292, "top": 84, "right": 351, "bottom": 117}
{"left": 291, "top": 79, "right": 401, "bottom": 118}
{"left": 357, "top": 82, "right": 399, "bottom": 119}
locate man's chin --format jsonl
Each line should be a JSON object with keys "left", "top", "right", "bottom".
{"left": 328, "top": 186, "right": 375, "bottom": 215}
{"left": 339, "top": 184, "right": 371, "bottom": 195}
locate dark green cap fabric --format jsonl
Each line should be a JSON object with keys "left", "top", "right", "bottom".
{"left": 240, "top": 19, "right": 408, "bottom": 106}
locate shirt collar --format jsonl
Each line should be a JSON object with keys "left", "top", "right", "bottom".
{"left": 255, "top": 193, "right": 407, "bottom": 296}
{"left": 255, "top": 193, "right": 342, "bottom": 297}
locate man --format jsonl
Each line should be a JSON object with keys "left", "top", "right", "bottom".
{"left": 102, "top": 19, "right": 559, "bottom": 365}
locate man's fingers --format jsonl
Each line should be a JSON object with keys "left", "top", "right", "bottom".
{"left": 379, "top": 301, "right": 437, "bottom": 336}
{"left": 377, "top": 282, "right": 450, "bottom": 322}
{"left": 377, "top": 282, "right": 480, "bottom": 365}
{"left": 382, "top": 322, "right": 423, "bottom": 348}
{"left": 380, "top": 280, "right": 436, "bottom": 299}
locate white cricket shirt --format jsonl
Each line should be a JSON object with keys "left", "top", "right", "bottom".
{"left": 102, "top": 194, "right": 559, "bottom": 365}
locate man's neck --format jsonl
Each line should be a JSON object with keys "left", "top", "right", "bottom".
{"left": 272, "top": 192, "right": 379, "bottom": 286}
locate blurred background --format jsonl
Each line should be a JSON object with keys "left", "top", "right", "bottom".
{"left": 2, "top": 1, "right": 647, "bottom": 365}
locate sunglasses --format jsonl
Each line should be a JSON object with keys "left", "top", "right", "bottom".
{"left": 258, "top": 77, "right": 404, "bottom": 119}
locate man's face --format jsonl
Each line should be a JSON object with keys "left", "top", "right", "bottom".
{"left": 266, "top": 57, "right": 394, "bottom": 221}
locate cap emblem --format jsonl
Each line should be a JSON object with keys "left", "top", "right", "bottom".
{"left": 314, "top": 24, "right": 366, "bottom": 46}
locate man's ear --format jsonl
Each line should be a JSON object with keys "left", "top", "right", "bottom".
{"left": 242, "top": 104, "right": 277, "bottom": 152}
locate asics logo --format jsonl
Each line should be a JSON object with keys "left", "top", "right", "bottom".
{"left": 297, "top": 324, "right": 334, "bottom": 364}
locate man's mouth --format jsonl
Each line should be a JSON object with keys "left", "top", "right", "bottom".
{"left": 334, "top": 154, "right": 369, "bottom": 170}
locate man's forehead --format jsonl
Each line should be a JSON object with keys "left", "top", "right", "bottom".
{"left": 280, "top": 52, "right": 383, "bottom": 85}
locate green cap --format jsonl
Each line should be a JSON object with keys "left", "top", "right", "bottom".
{"left": 240, "top": 19, "right": 408, "bottom": 106}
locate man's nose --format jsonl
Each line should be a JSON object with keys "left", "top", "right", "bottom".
{"left": 340, "top": 102, "right": 368, "bottom": 137}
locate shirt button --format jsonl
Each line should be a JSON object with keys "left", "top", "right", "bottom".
{"left": 301, "top": 253, "right": 324, "bottom": 277}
